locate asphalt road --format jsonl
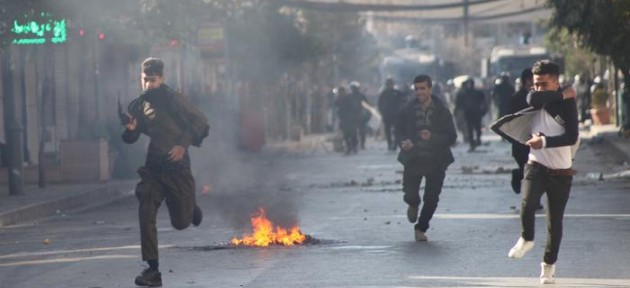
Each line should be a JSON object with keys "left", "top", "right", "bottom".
{"left": 1, "top": 135, "right": 630, "bottom": 288}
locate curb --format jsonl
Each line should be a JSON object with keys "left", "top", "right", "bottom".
{"left": 596, "top": 132, "right": 630, "bottom": 163}
{"left": 0, "top": 182, "right": 135, "bottom": 227}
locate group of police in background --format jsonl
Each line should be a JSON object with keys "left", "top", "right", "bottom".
{"left": 330, "top": 68, "right": 601, "bottom": 159}
{"left": 331, "top": 75, "right": 488, "bottom": 154}
{"left": 331, "top": 77, "right": 412, "bottom": 154}
{"left": 332, "top": 82, "right": 371, "bottom": 155}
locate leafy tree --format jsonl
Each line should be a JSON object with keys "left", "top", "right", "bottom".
{"left": 299, "top": 10, "right": 380, "bottom": 84}
{"left": 137, "top": 0, "right": 279, "bottom": 46}
{"left": 135, "top": 1, "right": 318, "bottom": 82}
{"left": 138, "top": 0, "right": 231, "bottom": 44}
{"left": 226, "top": 4, "right": 318, "bottom": 83}
{"left": 547, "top": 0, "right": 630, "bottom": 87}
{"left": 544, "top": 27, "right": 596, "bottom": 78}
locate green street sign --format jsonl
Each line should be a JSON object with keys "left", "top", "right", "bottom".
{"left": 11, "top": 14, "right": 67, "bottom": 45}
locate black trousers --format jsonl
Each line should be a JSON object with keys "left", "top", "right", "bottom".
{"left": 340, "top": 122, "right": 359, "bottom": 153}
{"left": 520, "top": 163, "right": 572, "bottom": 265}
{"left": 136, "top": 166, "right": 197, "bottom": 261}
{"left": 465, "top": 112, "right": 482, "bottom": 147}
{"left": 383, "top": 118, "right": 396, "bottom": 150}
{"left": 402, "top": 165, "right": 446, "bottom": 232}
{"left": 359, "top": 124, "right": 367, "bottom": 148}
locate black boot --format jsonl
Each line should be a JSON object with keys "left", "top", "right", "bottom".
{"left": 192, "top": 205, "right": 203, "bottom": 227}
{"left": 135, "top": 268, "right": 162, "bottom": 287}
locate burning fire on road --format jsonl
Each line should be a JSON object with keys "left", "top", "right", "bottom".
{"left": 231, "top": 208, "right": 307, "bottom": 247}
{"left": 178, "top": 208, "right": 341, "bottom": 252}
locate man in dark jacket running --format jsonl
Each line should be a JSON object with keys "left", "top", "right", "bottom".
{"left": 122, "top": 57, "right": 208, "bottom": 287}
{"left": 396, "top": 74, "right": 457, "bottom": 242}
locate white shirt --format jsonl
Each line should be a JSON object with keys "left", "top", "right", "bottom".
{"left": 528, "top": 109, "right": 572, "bottom": 169}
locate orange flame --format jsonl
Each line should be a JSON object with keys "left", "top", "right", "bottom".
{"left": 231, "top": 208, "right": 306, "bottom": 247}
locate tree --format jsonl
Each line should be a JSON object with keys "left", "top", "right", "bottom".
{"left": 224, "top": 5, "right": 318, "bottom": 83}
{"left": 547, "top": 0, "right": 630, "bottom": 87}
{"left": 544, "top": 27, "right": 596, "bottom": 78}
{"left": 136, "top": 1, "right": 320, "bottom": 82}
{"left": 299, "top": 10, "right": 380, "bottom": 84}
{"left": 137, "top": 0, "right": 262, "bottom": 46}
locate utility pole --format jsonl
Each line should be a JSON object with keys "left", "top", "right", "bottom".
{"left": 94, "top": 35, "right": 101, "bottom": 122}
{"left": 463, "top": 0, "right": 469, "bottom": 47}
{"left": 38, "top": 45, "right": 53, "bottom": 189}
{"left": 2, "top": 48, "right": 25, "bottom": 195}
{"left": 20, "top": 47, "right": 30, "bottom": 164}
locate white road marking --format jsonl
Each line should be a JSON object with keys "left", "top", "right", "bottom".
{"left": 0, "top": 254, "right": 135, "bottom": 267}
{"left": 0, "top": 244, "right": 173, "bottom": 259}
{"left": 408, "top": 275, "right": 630, "bottom": 287}
{"left": 329, "top": 213, "right": 630, "bottom": 220}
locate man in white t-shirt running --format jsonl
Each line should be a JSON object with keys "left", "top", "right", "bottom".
{"left": 492, "top": 60, "right": 578, "bottom": 285}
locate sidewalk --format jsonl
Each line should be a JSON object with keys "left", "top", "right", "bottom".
{"left": 0, "top": 180, "right": 135, "bottom": 227}
{"left": 589, "top": 124, "right": 630, "bottom": 162}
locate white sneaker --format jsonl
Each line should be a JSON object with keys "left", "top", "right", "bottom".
{"left": 507, "top": 237, "right": 534, "bottom": 259}
{"left": 540, "top": 262, "right": 556, "bottom": 284}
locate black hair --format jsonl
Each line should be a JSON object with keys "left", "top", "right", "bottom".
{"left": 142, "top": 57, "right": 164, "bottom": 76}
{"left": 520, "top": 67, "right": 533, "bottom": 83}
{"left": 413, "top": 74, "right": 432, "bottom": 88}
{"left": 532, "top": 60, "right": 559, "bottom": 77}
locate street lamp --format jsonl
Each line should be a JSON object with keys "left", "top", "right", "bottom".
{"left": 2, "top": 48, "right": 24, "bottom": 195}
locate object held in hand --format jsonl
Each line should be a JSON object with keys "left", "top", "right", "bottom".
{"left": 118, "top": 95, "right": 132, "bottom": 125}
{"left": 401, "top": 139, "right": 414, "bottom": 150}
